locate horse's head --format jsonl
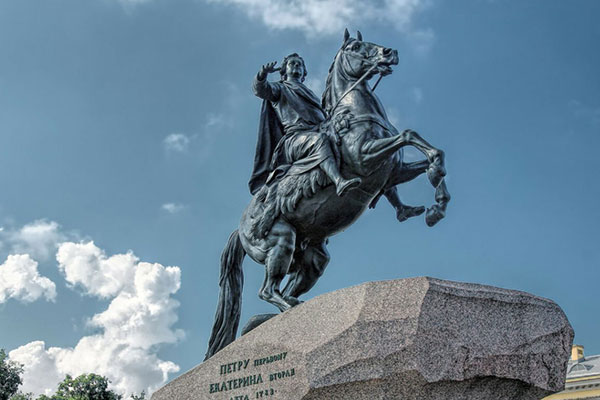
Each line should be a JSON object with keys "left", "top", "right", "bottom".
{"left": 338, "top": 29, "right": 399, "bottom": 80}
{"left": 323, "top": 29, "right": 400, "bottom": 113}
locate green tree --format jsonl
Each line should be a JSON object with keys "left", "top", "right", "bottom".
{"left": 0, "top": 349, "right": 23, "bottom": 400}
{"left": 52, "top": 374, "right": 121, "bottom": 400}
{"left": 8, "top": 394, "right": 32, "bottom": 400}
{"left": 129, "top": 392, "right": 145, "bottom": 400}
{"left": 3, "top": 369, "right": 146, "bottom": 400}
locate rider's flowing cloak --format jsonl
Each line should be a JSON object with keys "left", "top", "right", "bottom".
{"left": 248, "top": 99, "right": 285, "bottom": 195}
{"left": 249, "top": 80, "right": 328, "bottom": 195}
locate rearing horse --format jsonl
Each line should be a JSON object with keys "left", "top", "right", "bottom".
{"left": 205, "top": 30, "right": 450, "bottom": 359}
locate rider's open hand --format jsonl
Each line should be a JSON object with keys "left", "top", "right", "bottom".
{"left": 258, "top": 61, "right": 278, "bottom": 80}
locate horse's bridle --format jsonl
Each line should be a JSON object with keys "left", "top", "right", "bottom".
{"left": 330, "top": 48, "right": 386, "bottom": 114}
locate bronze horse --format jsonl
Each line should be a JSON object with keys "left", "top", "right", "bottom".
{"left": 206, "top": 30, "right": 450, "bottom": 359}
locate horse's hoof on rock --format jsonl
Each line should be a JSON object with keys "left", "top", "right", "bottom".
{"left": 241, "top": 313, "right": 278, "bottom": 336}
{"left": 284, "top": 296, "right": 303, "bottom": 307}
{"left": 425, "top": 205, "right": 445, "bottom": 227}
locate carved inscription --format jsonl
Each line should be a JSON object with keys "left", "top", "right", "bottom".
{"left": 254, "top": 352, "right": 287, "bottom": 366}
{"left": 209, "top": 352, "right": 296, "bottom": 399}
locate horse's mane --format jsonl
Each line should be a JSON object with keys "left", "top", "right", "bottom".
{"left": 321, "top": 47, "right": 344, "bottom": 115}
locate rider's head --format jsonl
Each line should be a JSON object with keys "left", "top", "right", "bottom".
{"left": 280, "top": 53, "right": 307, "bottom": 83}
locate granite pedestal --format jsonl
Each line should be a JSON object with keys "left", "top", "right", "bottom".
{"left": 152, "top": 277, "right": 573, "bottom": 400}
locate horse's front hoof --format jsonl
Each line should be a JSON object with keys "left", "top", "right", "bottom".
{"left": 425, "top": 205, "right": 445, "bottom": 227}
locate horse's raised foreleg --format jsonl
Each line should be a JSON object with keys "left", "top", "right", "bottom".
{"left": 400, "top": 130, "right": 446, "bottom": 188}
{"left": 367, "top": 152, "right": 450, "bottom": 226}
{"left": 362, "top": 129, "right": 446, "bottom": 188}
{"left": 393, "top": 159, "right": 430, "bottom": 184}
{"left": 391, "top": 152, "right": 450, "bottom": 226}
{"left": 282, "top": 240, "right": 330, "bottom": 299}
{"left": 389, "top": 157, "right": 450, "bottom": 227}
{"left": 361, "top": 133, "right": 408, "bottom": 166}
{"left": 425, "top": 179, "right": 451, "bottom": 226}
{"left": 258, "top": 219, "right": 301, "bottom": 312}
{"left": 381, "top": 187, "right": 425, "bottom": 222}
{"left": 369, "top": 160, "right": 428, "bottom": 206}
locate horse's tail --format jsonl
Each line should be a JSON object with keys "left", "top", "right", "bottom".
{"left": 205, "top": 229, "right": 246, "bottom": 360}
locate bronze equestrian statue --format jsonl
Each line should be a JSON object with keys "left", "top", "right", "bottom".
{"left": 206, "top": 30, "right": 450, "bottom": 359}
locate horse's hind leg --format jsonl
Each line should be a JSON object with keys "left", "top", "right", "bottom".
{"left": 258, "top": 218, "right": 299, "bottom": 312}
{"left": 282, "top": 240, "right": 330, "bottom": 299}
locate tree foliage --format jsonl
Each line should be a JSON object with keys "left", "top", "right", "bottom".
{"left": 1, "top": 360, "right": 146, "bottom": 400}
{"left": 0, "top": 349, "right": 23, "bottom": 400}
{"left": 52, "top": 374, "right": 121, "bottom": 400}
{"left": 8, "top": 394, "right": 32, "bottom": 400}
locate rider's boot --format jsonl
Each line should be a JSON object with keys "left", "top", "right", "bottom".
{"left": 320, "top": 159, "right": 361, "bottom": 196}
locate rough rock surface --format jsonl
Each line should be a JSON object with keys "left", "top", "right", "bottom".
{"left": 152, "top": 277, "right": 574, "bottom": 400}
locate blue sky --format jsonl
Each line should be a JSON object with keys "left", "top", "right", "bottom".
{"left": 1, "top": 0, "right": 599, "bottom": 396}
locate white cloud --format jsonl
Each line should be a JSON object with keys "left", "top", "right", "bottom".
{"left": 205, "top": 113, "right": 228, "bottom": 129}
{"left": 0, "top": 254, "right": 57, "bottom": 303}
{"left": 10, "top": 242, "right": 183, "bottom": 397}
{"left": 163, "top": 133, "right": 192, "bottom": 153}
{"left": 57, "top": 241, "right": 137, "bottom": 298}
{"left": 163, "top": 112, "right": 232, "bottom": 160}
{"left": 206, "top": 0, "right": 431, "bottom": 39}
{"left": 1, "top": 220, "right": 67, "bottom": 261}
{"left": 88, "top": 260, "right": 183, "bottom": 349}
{"left": 161, "top": 203, "right": 186, "bottom": 214}
{"left": 8, "top": 342, "right": 63, "bottom": 397}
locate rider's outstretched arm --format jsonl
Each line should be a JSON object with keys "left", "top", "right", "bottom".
{"left": 253, "top": 61, "right": 281, "bottom": 102}
{"left": 253, "top": 76, "right": 280, "bottom": 102}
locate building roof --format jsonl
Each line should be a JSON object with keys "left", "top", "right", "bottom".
{"left": 543, "top": 348, "right": 600, "bottom": 399}
{"left": 568, "top": 355, "right": 600, "bottom": 380}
